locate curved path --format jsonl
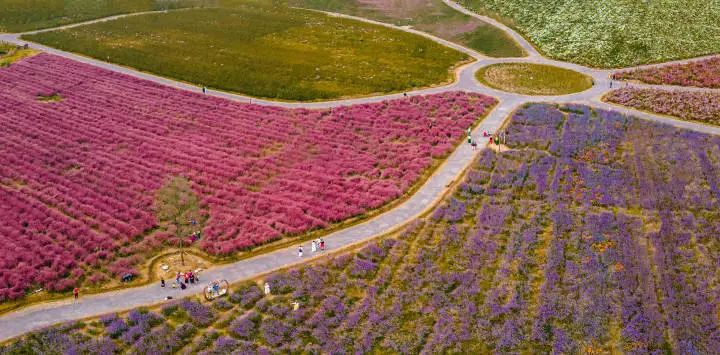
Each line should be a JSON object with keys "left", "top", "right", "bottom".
{"left": 1, "top": 1, "right": 719, "bottom": 342}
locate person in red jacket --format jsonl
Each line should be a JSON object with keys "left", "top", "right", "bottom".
{"left": 73, "top": 287, "right": 79, "bottom": 301}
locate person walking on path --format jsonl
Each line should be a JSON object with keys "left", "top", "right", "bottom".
{"left": 320, "top": 239, "right": 325, "bottom": 251}
{"left": 311, "top": 240, "right": 317, "bottom": 253}
{"left": 264, "top": 282, "right": 271, "bottom": 295}
{"left": 471, "top": 139, "right": 477, "bottom": 151}
{"left": 73, "top": 287, "right": 79, "bottom": 301}
{"left": 161, "top": 278, "right": 165, "bottom": 288}
{"left": 202, "top": 86, "right": 207, "bottom": 94}
{"left": 298, "top": 245, "right": 303, "bottom": 258}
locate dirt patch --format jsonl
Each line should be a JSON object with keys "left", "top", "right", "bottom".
{"left": 153, "top": 252, "right": 212, "bottom": 282}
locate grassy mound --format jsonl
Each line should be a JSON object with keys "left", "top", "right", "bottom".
{"left": 462, "top": 0, "right": 720, "bottom": 67}
{"left": 23, "top": 4, "right": 468, "bottom": 101}
{"left": 476, "top": 63, "right": 593, "bottom": 95}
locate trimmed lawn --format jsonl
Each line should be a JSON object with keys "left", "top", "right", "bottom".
{"left": 23, "top": 4, "right": 468, "bottom": 101}
{"left": 286, "top": 0, "right": 525, "bottom": 57}
{"left": 461, "top": 0, "right": 720, "bottom": 67}
{"left": 476, "top": 63, "right": 593, "bottom": 95}
{"left": 0, "top": 0, "right": 207, "bottom": 33}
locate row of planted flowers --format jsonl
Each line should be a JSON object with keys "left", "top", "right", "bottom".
{"left": 604, "top": 87, "right": 720, "bottom": 125}
{"left": 0, "top": 53, "right": 497, "bottom": 301}
{"left": 4, "top": 103, "right": 718, "bottom": 354}
{"left": 612, "top": 56, "right": 720, "bottom": 88}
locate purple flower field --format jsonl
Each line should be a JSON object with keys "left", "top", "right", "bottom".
{"left": 604, "top": 87, "right": 720, "bottom": 125}
{"left": 0, "top": 53, "right": 496, "bottom": 301}
{"left": 612, "top": 56, "right": 720, "bottom": 88}
{"left": 3, "top": 103, "right": 719, "bottom": 354}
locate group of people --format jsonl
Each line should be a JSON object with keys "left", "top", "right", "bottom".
{"left": 160, "top": 270, "right": 199, "bottom": 290}
{"left": 298, "top": 238, "right": 325, "bottom": 257}
{"left": 485, "top": 130, "right": 508, "bottom": 146}
{"left": 467, "top": 127, "right": 509, "bottom": 150}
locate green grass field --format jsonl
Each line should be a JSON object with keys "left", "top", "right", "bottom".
{"left": 24, "top": 4, "right": 468, "bottom": 101}
{"left": 476, "top": 63, "right": 593, "bottom": 95}
{"left": 285, "top": 0, "right": 525, "bottom": 57}
{"left": 0, "top": 0, "right": 211, "bottom": 33}
{"left": 461, "top": 0, "right": 720, "bottom": 68}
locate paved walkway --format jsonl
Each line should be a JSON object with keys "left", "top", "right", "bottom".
{"left": 1, "top": 1, "right": 719, "bottom": 342}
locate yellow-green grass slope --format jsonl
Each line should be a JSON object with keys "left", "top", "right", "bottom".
{"left": 23, "top": 3, "right": 469, "bottom": 101}
{"left": 0, "top": 0, "right": 211, "bottom": 33}
{"left": 284, "top": 0, "right": 525, "bottom": 58}
{"left": 461, "top": 0, "right": 720, "bottom": 68}
{"left": 476, "top": 63, "right": 593, "bottom": 95}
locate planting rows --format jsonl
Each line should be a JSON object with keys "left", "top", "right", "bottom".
{"left": 613, "top": 56, "right": 720, "bottom": 88}
{"left": 604, "top": 87, "right": 720, "bottom": 126}
{"left": 5, "top": 104, "right": 719, "bottom": 353}
{"left": 0, "top": 53, "right": 496, "bottom": 301}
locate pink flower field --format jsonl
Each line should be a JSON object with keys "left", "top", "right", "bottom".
{"left": 612, "top": 56, "right": 720, "bottom": 88}
{"left": 0, "top": 53, "right": 496, "bottom": 300}
{"left": 604, "top": 87, "right": 720, "bottom": 125}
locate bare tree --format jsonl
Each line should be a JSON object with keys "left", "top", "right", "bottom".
{"left": 155, "top": 176, "right": 204, "bottom": 265}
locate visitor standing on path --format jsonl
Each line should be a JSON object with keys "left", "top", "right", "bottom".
{"left": 73, "top": 287, "right": 79, "bottom": 301}
{"left": 202, "top": 86, "right": 207, "bottom": 94}
{"left": 311, "top": 240, "right": 317, "bottom": 253}
{"left": 471, "top": 139, "right": 477, "bottom": 150}
{"left": 264, "top": 282, "right": 271, "bottom": 295}
{"left": 320, "top": 239, "right": 325, "bottom": 251}
{"left": 161, "top": 278, "right": 165, "bottom": 288}
{"left": 298, "top": 245, "right": 303, "bottom": 258}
